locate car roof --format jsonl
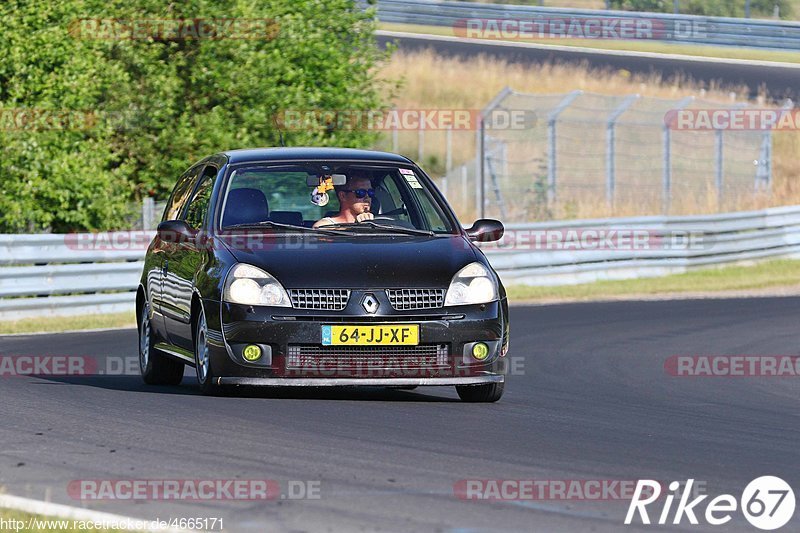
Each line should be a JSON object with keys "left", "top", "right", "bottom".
{"left": 221, "top": 147, "right": 414, "bottom": 165}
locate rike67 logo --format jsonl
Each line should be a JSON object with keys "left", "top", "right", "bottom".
{"left": 626, "top": 477, "right": 795, "bottom": 530}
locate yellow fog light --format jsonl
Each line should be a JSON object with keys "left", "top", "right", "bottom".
{"left": 243, "top": 344, "right": 262, "bottom": 362}
{"left": 472, "top": 342, "right": 490, "bottom": 361}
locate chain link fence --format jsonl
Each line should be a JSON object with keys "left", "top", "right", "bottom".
{"left": 436, "top": 88, "right": 786, "bottom": 223}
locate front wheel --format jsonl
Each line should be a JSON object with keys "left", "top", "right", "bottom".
{"left": 456, "top": 382, "right": 504, "bottom": 403}
{"left": 139, "top": 302, "right": 184, "bottom": 385}
{"left": 194, "top": 306, "right": 226, "bottom": 396}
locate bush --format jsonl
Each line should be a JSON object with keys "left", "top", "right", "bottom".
{"left": 0, "top": 0, "right": 392, "bottom": 232}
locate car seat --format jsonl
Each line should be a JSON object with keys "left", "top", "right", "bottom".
{"left": 221, "top": 188, "right": 269, "bottom": 227}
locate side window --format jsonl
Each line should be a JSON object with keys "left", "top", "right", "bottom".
{"left": 185, "top": 166, "right": 217, "bottom": 229}
{"left": 388, "top": 171, "right": 450, "bottom": 232}
{"left": 164, "top": 166, "right": 202, "bottom": 221}
{"left": 379, "top": 175, "right": 411, "bottom": 225}
{"left": 416, "top": 193, "right": 449, "bottom": 232}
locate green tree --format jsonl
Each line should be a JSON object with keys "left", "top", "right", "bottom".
{"left": 0, "top": 0, "right": 392, "bottom": 232}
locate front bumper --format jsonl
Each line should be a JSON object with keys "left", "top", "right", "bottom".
{"left": 215, "top": 376, "right": 504, "bottom": 386}
{"left": 204, "top": 294, "right": 509, "bottom": 384}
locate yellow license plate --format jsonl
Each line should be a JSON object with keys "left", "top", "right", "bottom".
{"left": 322, "top": 324, "right": 419, "bottom": 346}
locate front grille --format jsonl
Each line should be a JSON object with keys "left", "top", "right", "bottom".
{"left": 286, "top": 344, "right": 449, "bottom": 369}
{"left": 289, "top": 289, "right": 350, "bottom": 310}
{"left": 386, "top": 289, "right": 445, "bottom": 310}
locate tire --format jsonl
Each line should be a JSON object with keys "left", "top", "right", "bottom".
{"left": 194, "top": 305, "right": 226, "bottom": 396}
{"left": 456, "top": 382, "right": 504, "bottom": 403}
{"left": 139, "top": 301, "right": 184, "bottom": 386}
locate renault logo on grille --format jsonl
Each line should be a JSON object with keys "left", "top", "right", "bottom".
{"left": 362, "top": 294, "right": 379, "bottom": 314}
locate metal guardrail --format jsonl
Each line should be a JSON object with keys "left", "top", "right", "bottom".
{"left": 2, "top": 206, "right": 800, "bottom": 320}
{"left": 480, "top": 205, "right": 800, "bottom": 285}
{"left": 376, "top": 0, "right": 800, "bottom": 50}
{"left": 0, "top": 232, "right": 154, "bottom": 321}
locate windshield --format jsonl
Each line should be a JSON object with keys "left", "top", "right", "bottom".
{"left": 219, "top": 163, "right": 457, "bottom": 234}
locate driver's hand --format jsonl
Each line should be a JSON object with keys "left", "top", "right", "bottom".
{"left": 356, "top": 212, "right": 374, "bottom": 223}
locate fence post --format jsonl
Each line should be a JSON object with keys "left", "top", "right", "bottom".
{"left": 662, "top": 97, "right": 694, "bottom": 214}
{"left": 606, "top": 95, "right": 639, "bottom": 208}
{"left": 142, "top": 197, "right": 155, "bottom": 230}
{"left": 479, "top": 118, "right": 486, "bottom": 219}
{"left": 446, "top": 125, "right": 453, "bottom": 173}
{"left": 461, "top": 165, "right": 468, "bottom": 215}
{"left": 474, "top": 128, "right": 481, "bottom": 217}
{"left": 478, "top": 86, "right": 513, "bottom": 220}
{"left": 392, "top": 124, "right": 398, "bottom": 153}
{"left": 715, "top": 129, "right": 724, "bottom": 209}
{"left": 756, "top": 132, "right": 772, "bottom": 192}
{"left": 485, "top": 139, "right": 508, "bottom": 221}
{"left": 547, "top": 90, "right": 582, "bottom": 207}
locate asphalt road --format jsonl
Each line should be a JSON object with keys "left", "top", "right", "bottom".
{"left": 377, "top": 32, "right": 800, "bottom": 101}
{"left": 1, "top": 298, "right": 799, "bottom": 532}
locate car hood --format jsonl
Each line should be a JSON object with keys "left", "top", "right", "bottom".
{"left": 219, "top": 233, "right": 478, "bottom": 288}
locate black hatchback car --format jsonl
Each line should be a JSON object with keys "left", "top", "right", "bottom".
{"left": 137, "top": 148, "right": 509, "bottom": 402}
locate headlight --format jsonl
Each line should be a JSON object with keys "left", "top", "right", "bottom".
{"left": 444, "top": 262, "right": 499, "bottom": 306}
{"left": 223, "top": 263, "right": 291, "bottom": 307}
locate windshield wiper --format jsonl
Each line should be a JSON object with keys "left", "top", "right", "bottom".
{"left": 322, "top": 221, "right": 435, "bottom": 236}
{"left": 223, "top": 221, "right": 341, "bottom": 236}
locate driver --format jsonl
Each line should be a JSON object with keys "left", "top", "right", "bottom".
{"left": 313, "top": 170, "right": 376, "bottom": 228}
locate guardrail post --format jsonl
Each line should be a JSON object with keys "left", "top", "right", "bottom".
{"left": 547, "top": 90, "right": 582, "bottom": 207}
{"left": 606, "top": 95, "right": 639, "bottom": 209}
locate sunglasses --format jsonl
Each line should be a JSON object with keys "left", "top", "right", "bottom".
{"left": 341, "top": 188, "right": 375, "bottom": 199}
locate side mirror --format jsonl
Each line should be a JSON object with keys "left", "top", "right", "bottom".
{"left": 157, "top": 220, "right": 196, "bottom": 245}
{"left": 466, "top": 219, "right": 504, "bottom": 243}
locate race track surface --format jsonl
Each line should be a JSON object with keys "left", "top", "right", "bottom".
{"left": 1, "top": 298, "right": 798, "bottom": 532}
{"left": 377, "top": 32, "right": 800, "bottom": 101}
